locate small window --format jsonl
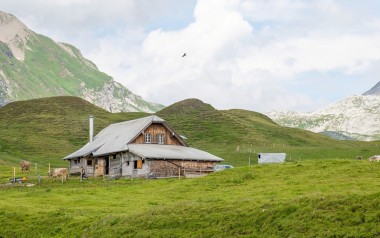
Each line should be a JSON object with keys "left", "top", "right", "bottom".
{"left": 145, "top": 133, "right": 152, "bottom": 143}
{"left": 157, "top": 134, "right": 165, "bottom": 144}
{"left": 87, "top": 160, "right": 93, "bottom": 166}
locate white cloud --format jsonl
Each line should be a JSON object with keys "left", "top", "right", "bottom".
{"left": 107, "top": 0, "right": 380, "bottom": 112}
{"left": 239, "top": 0, "right": 307, "bottom": 22}
{"left": 1, "top": 0, "right": 380, "bottom": 112}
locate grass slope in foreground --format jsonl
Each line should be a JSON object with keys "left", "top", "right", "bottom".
{"left": 0, "top": 159, "right": 379, "bottom": 237}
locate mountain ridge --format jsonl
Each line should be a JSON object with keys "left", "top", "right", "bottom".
{"left": 0, "top": 11, "right": 163, "bottom": 112}
{"left": 267, "top": 93, "right": 380, "bottom": 141}
{"left": 363, "top": 81, "right": 380, "bottom": 96}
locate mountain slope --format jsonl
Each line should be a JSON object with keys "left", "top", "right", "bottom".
{"left": 0, "top": 96, "right": 149, "bottom": 165}
{"left": 267, "top": 95, "right": 380, "bottom": 141}
{"left": 363, "top": 80, "right": 380, "bottom": 96}
{"left": 0, "top": 11, "right": 163, "bottom": 112}
{"left": 157, "top": 98, "right": 340, "bottom": 146}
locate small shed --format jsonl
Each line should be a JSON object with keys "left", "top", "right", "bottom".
{"left": 258, "top": 153, "right": 286, "bottom": 164}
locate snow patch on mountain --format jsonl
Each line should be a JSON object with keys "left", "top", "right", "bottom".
{"left": 267, "top": 95, "right": 380, "bottom": 141}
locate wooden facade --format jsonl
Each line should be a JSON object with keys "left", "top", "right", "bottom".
{"left": 132, "top": 124, "right": 183, "bottom": 146}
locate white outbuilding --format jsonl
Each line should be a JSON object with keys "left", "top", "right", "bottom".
{"left": 258, "top": 153, "right": 286, "bottom": 164}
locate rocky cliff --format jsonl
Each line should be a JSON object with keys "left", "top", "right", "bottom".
{"left": 267, "top": 94, "right": 380, "bottom": 141}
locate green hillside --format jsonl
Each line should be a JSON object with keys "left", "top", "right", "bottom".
{"left": 0, "top": 11, "right": 163, "bottom": 112}
{"left": 0, "top": 96, "right": 148, "bottom": 168}
{"left": 0, "top": 97, "right": 378, "bottom": 171}
{"left": 0, "top": 36, "right": 106, "bottom": 99}
{"left": 158, "top": 98, "right": 338, "bottom": 146}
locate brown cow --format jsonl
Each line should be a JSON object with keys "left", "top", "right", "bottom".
{"left": 20, "top": 160, "right": 31, "bottom": 173}
{"left": 49, "top": 168, "right": 69, "bottom": 181}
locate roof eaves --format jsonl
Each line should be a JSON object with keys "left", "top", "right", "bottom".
{"left": 93, "top": 148, "right": 128, "bottom": 157}
{"left": 128, "top": 150, "right": 146, "bottom": 160}
{"left": 63, "top": 143, "right": 104, "bottom": 160}
{"left": 162, "top": 121, "right": 188, "bottom": 147}
{"left": 126, "top": 120, "right": 153, "bottom": 144}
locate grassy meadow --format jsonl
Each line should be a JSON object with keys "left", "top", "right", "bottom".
{"left": 0, "top": 96, "right": 379, "bottom": 237}
{"left": 0, "top": 159, "right": 379, "bottom": 237}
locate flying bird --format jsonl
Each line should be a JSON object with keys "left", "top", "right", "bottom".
{"left": 182, "top": 53, "right": 187, "bottom": 57}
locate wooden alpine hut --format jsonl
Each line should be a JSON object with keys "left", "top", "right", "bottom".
{"left": 63, "top": 115, "right": 223, "bottom": 178}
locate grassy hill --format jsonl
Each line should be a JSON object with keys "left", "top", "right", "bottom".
{"left": 0, "top": 97, "right": 378, "bottom": 171}
{"left": 0, "top": 96, "right": 148, "bottom": 169}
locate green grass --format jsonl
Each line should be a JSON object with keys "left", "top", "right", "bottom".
{"left": 0, "top": 159, "right": 379, "bottom": 237}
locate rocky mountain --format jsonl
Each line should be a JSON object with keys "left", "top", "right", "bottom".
{"left": 363, "top": 81, "right": 380, "bottom": 96}
{"left": 267, "top": 83, "right": 380, "bottom": 141}
{"left": 0, "top": 11, "right": 163, "bottom": 112}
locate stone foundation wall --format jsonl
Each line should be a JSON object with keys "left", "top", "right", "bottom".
{"left": 150, "top": 160, "right": 217, "bottom": 178}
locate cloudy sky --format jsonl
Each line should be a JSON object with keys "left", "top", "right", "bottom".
{"left": 1, "top": 0, "right": 380, "bottom": 112}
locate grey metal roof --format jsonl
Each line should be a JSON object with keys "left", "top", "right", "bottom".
{"left": 63, "top": 115, "right": 222, "bottom": 162}
{"left": 64, "top": 115, "right": 163, "bottom": 159}
{"left": 128, "top": 144, "right": 224, "bottom": 162}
